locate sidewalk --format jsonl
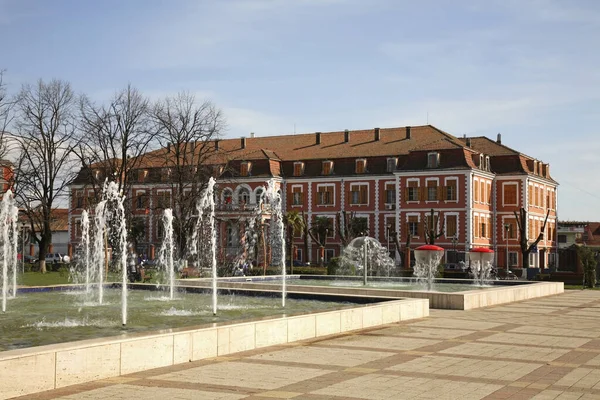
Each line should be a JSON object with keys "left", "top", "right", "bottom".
{"left": 19, "top": 290, "right": 600, "bottom": 400}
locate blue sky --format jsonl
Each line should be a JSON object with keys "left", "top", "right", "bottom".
{"left": 1, "top": 0, "right": 599, "bottom": 220}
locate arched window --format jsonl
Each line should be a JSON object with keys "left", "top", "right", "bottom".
{"left": 238, "top": 188, "right": 250, "bottom": 205}
{"left": 222, "top": 188, "right": 233, "bottom": 205}
{"left": 254, "top": 188, "right": 264, "bottom": 204}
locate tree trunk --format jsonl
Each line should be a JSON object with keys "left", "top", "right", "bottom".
{"left": 289, "top": 233, "right": 294, "bottom": 275}
{"left": 319, "top": 246, "right": 325, "bottom": 267}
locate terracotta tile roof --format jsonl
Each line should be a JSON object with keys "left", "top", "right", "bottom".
{"left": 459, "top": 137, "right": 519, "bottom": 156}
{"left": 20, "top": 208, "right": 68, "bottom": 232}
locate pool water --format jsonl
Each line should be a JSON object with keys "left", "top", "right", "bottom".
{"left": 0, "top": 288, "right": 351, "bottom": 351}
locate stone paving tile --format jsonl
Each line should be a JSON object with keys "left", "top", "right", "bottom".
{"left": 530, "top": 389, "right": 600, "bottom": 399}
{"left": 409, "top": 317, "right": 504, "bottom": 331}
{"left": 317, "top": 334, "right": 440, "bottom": 351}
{"left": 508, "top": 326, "right": 600, "bottom": 339}
{"left": 386, "top": 355, "right": 543, "bottom": 381}
{"left": 555, "top": 368, "right": 600, "bottom": 390}
{"left": 153, "top": 361, "right": 332, "bottom": 390}
{"left": 248, "top": 345, "right": 395, "bottom": 367}
{"left": 370, "top": 325, "right": 476, "bottom": 339}
{"left": 440, "top": 342, "right": 570, "bottom": 362}
{"left": 478, "top": 333, "right": 591, "bottom": 349}
{"left": 54, "top": 383, "right": 246, "bottom": 400}
{"left": 311, "top": 373, "right": 503, "bottom": 400}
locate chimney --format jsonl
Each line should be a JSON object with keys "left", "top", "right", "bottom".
{"left": 545, "top": 163, "right": 550, "bottom": 177}
{"left": 316, "top": 132, "right": 321, "bottom": 145}
{"left": 250, "top": 132, "right": 255, "bottom": 138}
{"left": 215, "top": 140, "right": 219, "bottom": 150}
{"left": 166, "top": 143, "right": 171, "bottom": 152}
{"left": 241, "top": 137, "right": 246, "bottom": 149}
{"left": 344, "top": 129, "right": 349, "bottom": 143}
{"left": 374, "top": 127, "right": 380, "bottom": 141}
{"left": 466, "top": 137, "right": 471, "bottom": 147}
{"left": 406, "top": 126, "right": 411, "bottom": 139}
{"left": 496, "top": 133, "right": 502, "bottom": 144}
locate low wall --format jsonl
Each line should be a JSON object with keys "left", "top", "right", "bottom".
{"left": 179, "top": 279, "right": 564, "bottom": 310}
{"left": 0, "top": 297, "right": 427, "bottom": 400}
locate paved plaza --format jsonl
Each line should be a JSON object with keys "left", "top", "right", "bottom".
{"left": 17, "top": 290, "right": 600, "bottom": 400}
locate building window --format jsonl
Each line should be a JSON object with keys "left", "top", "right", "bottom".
{"left": 295, "top": 248, "right": 303, "bottom": 261}
{"left": 485, "top": 156, "right": 490, "bottom": 172}
{"left": 406, "top": 180, "right": 419, "bottom": 202}
{"left": 317, "top": 185, "right": 334, "bottom": 205}
{"left": 136, "top": 192, "right": 148, "bottom": 209}
{"left": 240, "top": 162, "right": 251, "bottom": 177}
{"left": 509, "top": 252, "right": 518, "bottom": 267}
{"left": 137, "top": 169, "right": 148, "bottom": 182}
{"left": 558, "top": 234, "right": 566, "bottom": 243}
{"left": 446, "top": 215, "right": 457, "bottom": 238}
{"left": 503, "top": 183, "right": 518, "bottom": 206}
{"left": 156, "top": 220, "right": 164, "bottom": 240}
{"left": 425, "top": 213, "right": 438, "bottom": 233}
{"left": 156, "top": 191, "right": 171, "bottom": 209}
{"left": 238, "top": 188, "right": 250, "bottom": 205}
{"left": 427, "top": 152, "right": 440, "bottom": 168}
{"left": 386, "top": 158, "right": 397, "bottom": 173}
{"left": 486, "top": 182, "right": 492, "bottom": 205}
{"left": 225, "top": 223, "right": 236, "bottom": 247}
{"left": 292, "top": 186, "right": 303, "bottom": 206}
{"left": 408, "top": 216, "right": 419, "bottom": 237}
{"left": 75, "top": 219, "right": 82, "bottom": 238}
{"left": 479, "top": 154, "right": 484, "bottom": 169}
{"left": 481, "top": 219, "right": 487, "bottom": 238}
{"left": 385, "top": 184, "right": 395, "bottom": 204}
{"left": 325, "top": 248, "right": 335, "bottom": 263}
{"left": 160, "top": 168, "right": 171, "bottom": 182}
{"left": 322, "top": 161, "right": 333, "bottom": 175}
{"left": 427, "top": 180, "right": 438, "bottom": 201}
{"left": 446, "top": 180, "right": 457, "bottom": 201}
{"left": 75, "top": 190, "right": 83, "bottom": 209}
{"left": 293, "top": 162, "right": 304, "bottom": 176}
{"left": 355, "top": 159, "right": 367, "bottom": 174}
{"left": 474, "top": 215, "right": 480, "bottom": 238}
{"left": 222, "top": 189, "right": 233, "bottom": 205}
{"left": 350, "top": 184, "right": 368, "bottom": 205}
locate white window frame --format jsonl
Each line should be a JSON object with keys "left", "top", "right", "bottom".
{"left": 406, "top": 212, "right": 421, "bottom": 238}
{"left": 473, "top": 177, "right": 480, "bottom": 204}
{"left": 502, "top": 182, "right": 518, "bottom": 207}
{"left": 156, "top": 189, "right": 172, "bottom": 209}
{"left": 427, "top": 152, "right": 440, "bottom": 168}
{"left": 444, "top": 212, "right": 459, "bottom": 239}
{"left": 293, "top": 162, "right": 305, "bottom": 176}
{"left": 508, "top": 251, "right": 518, "bottom": 267}
{"left": 295, "top": 248, "right": 303, "bottom": 262}
{"left": 135, "top": 190, "right": 147, "bottom": 210}
{"left": 485, "top": 156, "right": 490, "bottom": 172}
{"left": 355, "top": 158, "right": 367, "bottom": 174}
{"left": 486, "top": 181, "right": 492, "bottom": 205}
{"left": 321, "top": 160, "right": 334, "bottom": 175}
{"left": 325, "top": 248, "right": 335, "bottom": 263}
{"left": 316, "top": 183, "right": 336, "bottom": 207}
{"left": 386, "top": 157, "right": 398, "bottom": 173}
{"left": 384, "top": 181, "right": 396, "bottom": 205}
{"left": 425, "top": 177, "right": 439, "bottom": 203}
{"left": 406, "top": 178, "right": 420, "bottom": 203}
{"left": 444, "top": 177, "right": 459, "bottom": 203}
{"left": 349, "top": 182, "right": 369, "bottom": 206}
{"left": 384, "top": 215, "right": 396, "bottom": 240}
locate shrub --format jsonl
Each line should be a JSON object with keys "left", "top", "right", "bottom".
{"left": 327, "top": 257, "right": 340, "bottom": 275}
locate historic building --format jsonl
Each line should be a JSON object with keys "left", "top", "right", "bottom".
{"left": 68, "top": 125, "right": 557, "bottom": 269}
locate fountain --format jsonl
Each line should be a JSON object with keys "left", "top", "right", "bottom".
{"left": 413, "top": 244, "right": 444, "bottom": 291}
{"left": 337, "top": 236, "right": 395, "bottom": 285}
{"left": 263, "top": 179, "right": 287, "bottom": 307}
{"left": 190, "top": 177, "right": 217, "bottom": 315}
{"left": 1, "top": 190, "right": 19, "bottom": 312}
{"left": 158, "top": 208, "right": 175, "bottom": 300}
{"left": 81, "top": 210, "right": 91, "bottom": 293}
{"left": 91, "top": 181, "right": 128, "bottom": 325}
{"left": 468, "top": 247, "right": 495, "bottom": 286}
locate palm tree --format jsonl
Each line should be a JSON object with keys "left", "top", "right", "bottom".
{"left": 283, "top": 211, "right": 305, "bottom": 274}
{"left": 308, "top": 216, "right": 332, "bottom": 267}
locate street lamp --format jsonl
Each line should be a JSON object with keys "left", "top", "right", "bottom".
{"left": 504, "top": 223, "right": 510, "bottom": 270}
{"left": 451, "top": 235, "right": 457, "bottom": 264}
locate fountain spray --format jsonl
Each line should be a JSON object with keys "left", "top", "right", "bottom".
{"left": 191, "top": 178, "right": 217, "bottom": 315}
{"left": 81, "top": 210, "right": 90, "bottom": 293}
{"left": 1, "top": 190, "right": 18, "bottom": 311}
{"left": 265, "top": 179, "right": 286, "bottom": 307}
{"left": 158, "top": 208, "right": 175, "bottom": 300}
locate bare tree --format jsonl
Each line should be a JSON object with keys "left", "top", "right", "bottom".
{"left": 337, "top": 211, "right": 368, "bottom": 247}
{"left": 514, "top": 207, "right": 550, "bottom": 268}
{"left": 0, "top": 70, "right": 15, "bottom": 159}
{"left": 13, "top": 79, "right": 79, "bottom": 273}
{"left": 150, "top": 92, "right": 224, "bottom": 260}
{"left": 77, "top": 85, "right": 155, "bottom": 206}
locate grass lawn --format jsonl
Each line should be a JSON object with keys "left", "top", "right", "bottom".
{"left": 19, "top": 271, "right": 121, "bottom": 286}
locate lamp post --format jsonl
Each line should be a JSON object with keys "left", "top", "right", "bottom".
{"left": 451, "top": 235, "right": 457, "bottom": 264}
{"left": 504, "top": 223, "right": 510, "bottom": 270}
{"left": 386, "top": 224, "right": 391, "bottom": 257}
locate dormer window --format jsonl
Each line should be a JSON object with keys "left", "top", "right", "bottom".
{"left": 485, "top": 156, "right": 490, "bottom": 172}
{"left": 355, "top": 159, "right": 367, "bottom": 174}
{"left": 240, "top": 162, "right": 252, "bottom": 177}
{"left": 386, "top": 157, "right": 398, "bottom": 173}
{"left": 94, "top": 169, "right": 103, "bottom": 180}
{"left": 322, "top": 160, "right": 333, "bottom": 175}
{"left": 293, "top": 162, "right": 304, "bottom": 177}
{"left": 160, "top": 168, "right": 171, "bottom": 182}
{"left": 213, "top": 164, "right": 224, "bottom": 177}
{"left": 427, "top": 152, "right": 440, "bottom": 168}
{"left": 138, "top": 169, "right": 148, "bottom": 182}
{"left": 479, "top": 154, "right": 484, "bottom": 170}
